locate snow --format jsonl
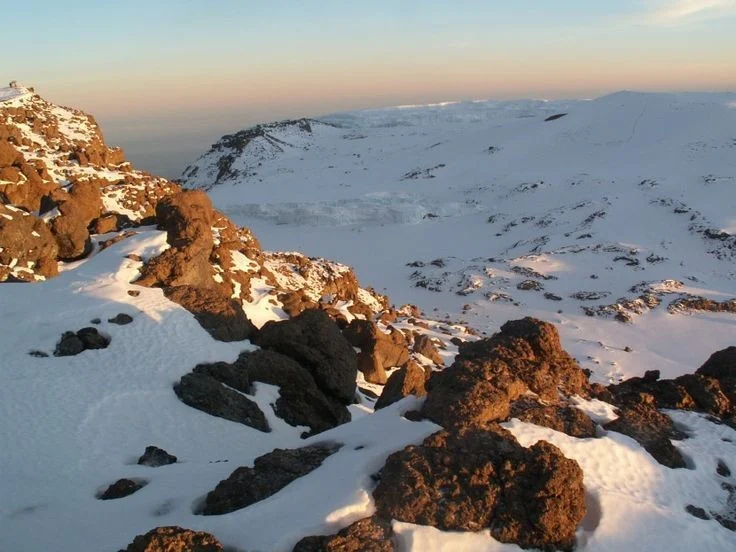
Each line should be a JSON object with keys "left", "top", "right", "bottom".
{"left": 2, "top": 90, "right": 736, "bottom": 550}
{"left": 184, "top": 91, "right": 736, "bottom": 383}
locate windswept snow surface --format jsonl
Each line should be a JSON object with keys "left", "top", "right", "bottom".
{"left": 184, "top": 92, "right": 736, "bottom": 384}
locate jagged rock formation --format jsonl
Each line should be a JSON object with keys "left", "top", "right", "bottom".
{"left": 292, "top": 516, "right": 395, "bottom": 552}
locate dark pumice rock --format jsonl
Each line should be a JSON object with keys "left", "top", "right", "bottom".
{"left": 138, "top": 446, "right": 177, "bottom": 467}
{"left": 99, "top": 478, "right": 145, "bottom": 500}
{"left": 254, "top": 309, "right": 358, "bottom": 403}
{"left": 77, "top": 327, "right": 110, "bottom": 349}
{"left": 173, "top": 371, "right": 269, "bottom": 432}
{"left": 108, "top": 313, "right": 134, "bottom": 325}
{"left": 202, "top": 442, "right": 342, "bottom": 515}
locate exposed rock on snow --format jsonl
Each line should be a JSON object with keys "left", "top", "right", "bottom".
{"left": 174, "top": 366, "right": 270, "bottom": 432}
{"left": 373, "top": 425, "right": 586, "bottom": 550}
{"left": 54, "top": 327, "right": 110, "bottom": 356}
{"left": 99, "top": 478, "right": 146, "bottom": 500}
{"left": 374, "top": 361, "right": 429, "bottom": 410}
{"left": 343, "top": 318, "right": 411, "bottom": 384}
{"left": 201, "top": 442, "right": 342, "bottom": 515}
{"left": 137, "top": 446, "right": 177, "bottom": 468}
{"left": 292, "top": 515, "right": 395, "bottom": 552}
{"left": 122, "top": 526, "right": 223, "bottom": 552}
{"left": 253, "top": 309, "right": 358, "bottom": 403}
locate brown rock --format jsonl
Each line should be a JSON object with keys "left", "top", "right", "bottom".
{"left": 343, "top": 320, "right": 410, "bottom": 384}
{"left": 122, "top": 526, "right": 223, "bottom": 552}
{"left": 0, "top": 204, "right": 58, "bottom": 281}
{"left": 604, "top": 404, "right": 686, "bottom": 468}
{"left": 165, "top": 285, "right": 256, "bottom": 342}
{"left": 292, "top": 516, "right": 394, "bottom": 552}
{"left": 375, "top": 361, "right": 429, "bottom": 410}
{"left": 373, "top": 426, "right": 585, "bottom": 550}
{"left": 50, "top": 180, "right": 102, "bottom": 260}
{"left": 510, "top": 397, "right": 597, "bottom": 438}
{"left": 413, "top": 334, "right": 444, "bottom": 365}
{"left": 0, "top": 140, "right": 20, "bottom": 167}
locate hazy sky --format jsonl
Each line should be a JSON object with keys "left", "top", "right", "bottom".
{"left": 4, "top": 0, "right": 736, "bottom": 176}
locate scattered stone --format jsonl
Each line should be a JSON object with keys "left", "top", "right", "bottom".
{"left": 373, "top": 426, "right": 585, "bottom": 550}
{"left": 292, "top": 516, "right": 395, "bottom": 552}
{"left": 108, "top": 313, "right": 134, "bottom": 325}
{"left": 99, "top": 478, "right": 145, "bottom": 500}
{"left": 77, "top": 327, "right": 110, "bottom": 349}
{"left": 90, "top": 318, "right": 101, "bottom": 325}
{"left": 28, "top": 350, "right": 49, "bottom": 358}
{"left": 122, "top": 526, "right": 223, "bottom": 552}
{"left": 717, "top": 460, "right": 731, "bottom": 477}
{"left": 202, "top": 443, "right": 342, "bottom": 515}
{"left": 517, "top": 279, "right": 543, "bottom": 291}
{"left": 128, "top": 289, "right": 141, "bottom": 297}
{"left": 686, "top": 505, "right": 710, "bottom": 520}
{"left": 544, "top": 292, "right": 563, "bottom": 301}
{"left": 138, "top": 446, "right": 177, "bottom": 467}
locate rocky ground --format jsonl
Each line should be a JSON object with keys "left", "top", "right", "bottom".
{"left": 1, "top": 86, "right": 735, "bottom": 551}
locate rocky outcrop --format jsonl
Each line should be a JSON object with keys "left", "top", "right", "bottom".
{"left": 373, "top": 425, "right": 585, "bottom": 550}
{"left": 0, "top": 204, "right": 58, "bottom": 281}
{"left": 698, "top": 346, "right": 736, "bottom": 405}
{"left": 422, "top": 318, "right": 588, "bottom": 430}
{"left": 254, "top": 309, "right": 358, "bottom": 403}
{"left": 374, "top": 361, "right": 429, "bottom": 410}
{"left": 173, "top": 367, "right": 269, "bottom": 432}
{"left": 413, "top": 334, "right": 444, "bottom": 365}
{"left": 201, "top": 443, "right": 342, "bottom": 515}
{"left": 342, "top": 319, "right": 410, "bottom": 384}
{"left": 292, "top": 516, "right": 395, "bottom": 552}
{"left": 48, "top": 179, "right": 102, "bottom": 260}
{"left": 122, "top": 526, "right": 223, "bottom": 552}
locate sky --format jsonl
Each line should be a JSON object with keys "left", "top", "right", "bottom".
{"left": 4, "top": 0, "right": 736, "bottom": 177}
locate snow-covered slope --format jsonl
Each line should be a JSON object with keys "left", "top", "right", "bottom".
{"left": 183, "top": 92, "right": 736, "bottom": 383}
{"left": 2, "top": 88, "right": 736, "bottom": 552}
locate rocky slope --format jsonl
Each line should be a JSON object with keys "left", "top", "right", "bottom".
{"left": 1, "top": 87, "right": 736, "bottom": 551}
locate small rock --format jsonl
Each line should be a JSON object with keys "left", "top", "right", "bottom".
{"left": 28, "top": 350, "right": 49, "bottom": 358}
{"left": 686, "top": 505, "right": 710, "bottom": 520}
{"left": 128, "top": 289, "right": 141, "bottom": 297}
{"left": 99, "top": 478, "right": 145, "bottom": 500}
{"left": 90, "top": 318, "right": 102, "bottom": 325}
{"left": 108, "top": 313, "right": 134, "bottom": 325}
{"left": 77, "top": 327, "right": 110, "bottom": 349}
{"left": 54, "top": 332, "right": 85, "bottom": 357}
{"left": 138, "top": 446, "right": 177, "bottom": 467}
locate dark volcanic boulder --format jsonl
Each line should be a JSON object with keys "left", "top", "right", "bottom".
{"left": 99, "top": 478, "right": 145, "bottom": 500}
{"left": 53, "top": 327, "right": 110, "bottom": 356}
{"left": 510, "top": 398, "right": 598, "bottom": 438}
{"left": 254, "top": 309, "right": 358, "bottom": 403}
{"left": 122, "top": 526, "right": 223, "bottom": 552}
{"left": 604, "top": 404, "right": 686, "bottom": 468}
{"left": 173, "top": 371, "right": 269, "bottom": 432}
{"left": 343, "top": 319, "right": 410, "bottom": 384}
{"left": 202, "top": 443, "right": 342, "bottom": 515}
{"left": 138, "top": 446, "right": 177, "bottom": 467}
{"left": 373, "top": 426, "right": 585, "bottom": 550}
{"left": 236, "top": 350, "right": 350, "bottom": 436}
{"left": 165, "top": 285, "right": 257, "bottom": 342}
{"left": 698, "top": 347, "right": 736, "bottom": 404}
{"left": 374, "top": 361, "right": 429, "bottom": 410}
{"left": 292, "top": 516, "right": 395, "bottom": 552}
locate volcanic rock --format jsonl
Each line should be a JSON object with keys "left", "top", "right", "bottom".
{"left": 254, "top": 309, "right": 358, "bottom": 403}
{"left": 202, "top": 443, "right": 342, "bottom": 515}
{"left": 292, "top": 516, "right": 395, "bottom": 552}
{"left": 373, "top": 426, "right": 585, "bottom": 550}
{"left": 122, "top": 526, "right": 223, "bottom": 552}
{"left": 374, "top": 361, "right": 429, "bottom": 410}
{"left": 138, "top": 446, "right": 177, "bottom": 467}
